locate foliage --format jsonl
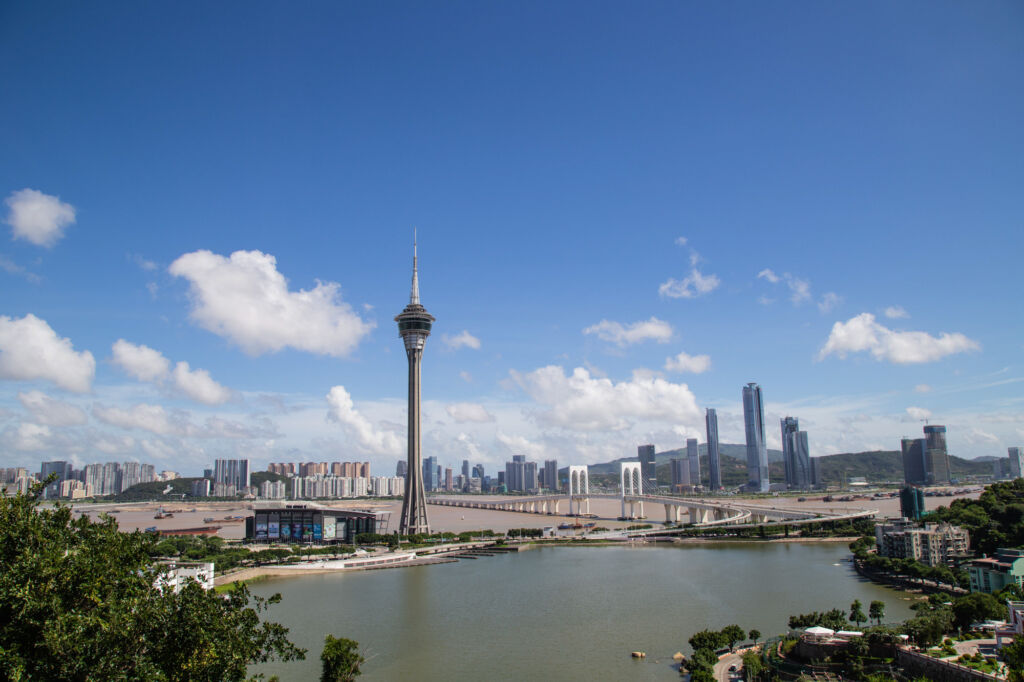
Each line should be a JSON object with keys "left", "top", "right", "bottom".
{"left": 688, "top": 629, "right": 726, "bottom": 652}
{"left": 748, "top": 629, "right": 761, "bottom": 644}
{"left": 925, "top": 478, "right": 1024, "bottom": 554}
{"left": 721, "top": 624, "right": 746, "bottom": 651}
{"left": 788, "top": 608, "right": 848, "bottom": 630}
{"left": 951, "top": 591, "right": 1005, "bottom": 630}
{"left": 320, "top": 635, "right": 363, "bottom": 682}
{"left": 0, "top": 484, "right": 305, "bottom": 680}
{"left": 868, "top": 600, "right": 885, "bottom": 625}
{"left": 741, "top": 650, "right": 764, "bottom": 681}
{"left": 1002, "top": 635, "right": 1024, "bottom": 682}
{"left": 902, "top": 605, "right": 954, "bottom": 647}
{"left": 849, "top": 599, "right": 867, "bottom": 628}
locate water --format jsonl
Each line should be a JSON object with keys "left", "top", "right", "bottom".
{"left": 249, "top": 542, "right": 916, "bottom": 680}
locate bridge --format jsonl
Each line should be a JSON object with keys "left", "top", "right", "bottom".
{"left": 427, "top": 461, "right": 877, "bottom": 534}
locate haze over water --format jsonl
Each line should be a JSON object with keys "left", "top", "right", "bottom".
{"left": 251, "top": 543, "right": 915, "bottom": 681}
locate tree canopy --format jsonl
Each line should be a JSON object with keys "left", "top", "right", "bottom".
{"left": 0, "top": 485, "right": 305, "bottom": 681}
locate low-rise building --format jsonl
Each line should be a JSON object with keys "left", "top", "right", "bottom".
{"left": 875, "top": 518, "right": 969, "bottom": 567}
{"left": 155, "top": 561, "right": 215, "bottom": 593}
{"left": 969, "top": 548, "right": 1024, "bottom": 594}
{"left": 996, "top": 601, "right": 1024, "bottom": 648}
{"left": 245, "top": 502, "right": 389, "bottom": 545}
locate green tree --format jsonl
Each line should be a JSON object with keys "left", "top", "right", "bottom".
{"left": 748, "top": 629, "right": 761, "bottom": 645}
{"left": 850, "top": 599, "right": 867, "bottom": 628}
{"left": 0, "top": 483, "right": 305, "bottom": 680}
{"left": 1003, "top": 636, "right": 1024, "bottom": 682}
{"left": 869, "top": 600, "right": 886, "bottom": 625}
{"left": 689, "top": 629, "right": 726, "bottom": 652}
{"left": 721, "top": 624, "right": 746, "bottom": 651}
{"left": 952, "top": 591, "right": 1005, "bottom": 631}
{"left": 741, "top": 650, "right": 764, "bottom": 681}
{"left": 320, "top": 635, "right": 364, "bottom": 682}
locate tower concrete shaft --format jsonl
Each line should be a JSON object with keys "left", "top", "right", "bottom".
{"left": 395, "top": 237, "right": 434, "bottom": 535}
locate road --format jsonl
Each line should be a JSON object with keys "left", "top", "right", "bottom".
{"left": 713, "top": 650, "right": 744, "bottom": 682}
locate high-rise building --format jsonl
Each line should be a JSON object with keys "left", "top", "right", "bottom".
{"left": 638, "top": 444, "right": 656, "bottom": 492}
{"left": 924, "top": 425, "right": 951, "bottom": 485}
{"left": 706, "top": 408, "right": 721, "bottom": 490}
{"left": 742, "top": 383, "right": 769, "bottom": 492}
{"left": 396, "top": 236, "right": 434, "bottom": 534}
{"left": 213, "top": 459, "right": 250, "bottom": 491}
{"left": 780, "top": 416, "right": 799, "bottom": 486}
{"left": 396, "top": 460, "right": 408, "bottom": 478}
{"left": 444, "top": 467, "right": 453, "bottom": 491}
{"left": 670, "top": 458, "right": 689, "bottom": 490}
{"left": 686, "top": 438, "right": 701, "bottom": 488}
{"left": 544, "top": 459, "right": 558, "bottom": 492}
{"left": 902, "top": 438, "right": 926, "bottom": 485}
{"left": 900, "top": 486, "right": 926, "bottom": 520}
{"left": 462, "top": 460, "right": 470, "bottom": 481}
{"left": 39, "top": 461, "right": 72, "bottom": 499}
{"left": 505, "top": 455, "right": 526, "bottom": 492}
{"left": 1009, "top": 447, "right": 1024, "bottom": 479}
{"left": 524, "top": 461, "right": 538, "bottom": 491}
{"left": 423, "top": 455, "right": 439, "bottom": 492}
{"left": 472, "top": 464, "right": 484, "bottom": 480}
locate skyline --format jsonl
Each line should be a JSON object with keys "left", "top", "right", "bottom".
{"left": 1, "top": 3, "right": 1022, "bottom": 475}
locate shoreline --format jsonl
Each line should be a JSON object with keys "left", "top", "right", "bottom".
{"left": 212, "top": 535, "right": 863, "bottom": 586}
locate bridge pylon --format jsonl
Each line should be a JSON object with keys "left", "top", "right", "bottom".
{"left": 568, "top": 465, "right": 589, "bottom": 515}
{"left": 619, "top": 462, "right": 644, "bottom": 519}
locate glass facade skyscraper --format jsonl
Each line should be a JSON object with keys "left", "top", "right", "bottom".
{"left": 901, "top": 438, "right": 926, "bottom": 485}
{"left": 924, "top": 425, "right": 951, "bottom": 484}
{"left": 687, "top": 438, "right": 701, "bottom": 488}
{"left": 742, "top": 383, "right": 769, "bottom": 492}
{"left": 705, "top": 408, "right": 721, "bottom": 490}
{"left": 637, "top": 444, "right": 656, "bottom": 492}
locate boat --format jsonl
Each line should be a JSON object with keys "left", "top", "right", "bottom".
{"left": 154, "top": 509, "right": 174, "bottom": 519}
{"left": 144, "top": 526, "right": 157, "bottom": 533}
{"left": 203, "top": 517, "right": 216, "bottom": 523}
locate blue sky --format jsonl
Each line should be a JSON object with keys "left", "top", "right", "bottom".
{"left": 1, "top": 2, "right": 1021, "bottom": 476}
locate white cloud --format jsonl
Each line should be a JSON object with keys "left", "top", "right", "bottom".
{"left": 757, "top": 295, "right": 775, "bottom": 306}
{"left": 111, "top": 339, "right": 171, "bottom": 382}
{"left": 674, "top": 236, "right": 688, "bottom": 247}
{"left": 442, "top": 330, "right": 481, "bottom": 351}
{"left": 658, "top": 268, "right": 720, "bottom": 299}
{"left": 445, "top": 402, "right": 495, "bottom": 423}
{"left": 0, "top": 254, "right": 41, "bottom": 284}
{"left": 169, "top": 249, "right": 374, "bottom": 357}
{"left": 18, "top": 390, "right": 88, "bottom": 426}
{"left": 664, "top": 351, "right": 711, "bottom": 374}
{"left": 93, "top": 403, "right": 178, "bottom": 435}
{"left": 509, "top": 365, "right": 701, "bottom": 431}
{"left": 906, "top": 406, "right": 932, "bottom": 421}
{"left": 914, "top": 384, "right": 932, "bottom": 394}
{"left": 4, "top": 189, "right": 76, "bottom": 248}
{"left": 459, "top": 371, "right": 473, "bottom": 383}
{"left": 2, "top": 422, "right": 54, "bottom": 451}
{"left": 496, "top": 431, "right": 546, "bottom": 459}
{"left": 885, "top": 306, "right": 909, "bottom": 319}
{"left": 757, "top": 268, "right": 780, "bottom": 284}
{"left": 583, "top": 317, "right": 673, "bottom": 346}
{"left": 129, "top": 253, "right": 158, "bottom": 271}
{"left": 172, "top": 361, "right": 232, "bottom": 405}
{"left": 786, "top": 275, "right": 811, "bottom": 304}
{"left": 818, "top": 313, "right": 980, "bottom": 364}
{"left": 818, "top": 292, "right": 842, "bottom": 313}
{"left": 325, "top": 385, "right": 403, "bottom": 455}
{"left": 0, "top": 314, "right": 95, "bottom": 392}
{"left": 111, "top": 339, "right": 231, "bottom": 405}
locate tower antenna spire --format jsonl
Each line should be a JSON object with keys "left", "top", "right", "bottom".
{"left": 410, "top": 228, "right": 420, "bottom": 305}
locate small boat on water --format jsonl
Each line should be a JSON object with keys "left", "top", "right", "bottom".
{"left": 154, "top": 508, "right": 174, "bottom": 519}
{"left": 144, "top": 526, "right": 157, "bottom": 533}
{"left": 203, "top": 517, "right": 216, "bottom": 523}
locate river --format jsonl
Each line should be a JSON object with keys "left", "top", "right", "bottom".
{"left": 249, "top": 542, "right": 916, "bottom": 680}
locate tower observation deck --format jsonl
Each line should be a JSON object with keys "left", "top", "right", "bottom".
{"left": 395, "top": 236, "right": 434, "bottom": 535}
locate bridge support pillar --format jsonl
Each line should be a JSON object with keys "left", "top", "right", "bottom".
{"left": 620, "top": 462, "right": 643, "bottom": 519}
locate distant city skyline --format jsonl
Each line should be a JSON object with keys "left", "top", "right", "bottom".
{"left": 0, "top": 3, "right": 1021, "bottom": 476}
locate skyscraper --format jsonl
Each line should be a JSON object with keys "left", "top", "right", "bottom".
{"left": 670, "top": 458, "right": 689, "bottom": 490}
{"left": 396, "top": 460, "right": 408, "bottom": 478}
{"left": 924, "top": 425, "right": 951, "bottom": 485}
{"left": 462, "top": 459, "right": 470, "bottom": 481}
{"left": 687, "top": 438, "right": 701, "bottom": 488}
{"left": 706, "top": 408, "right": 721, "bottom": 490}
{"left": 423, "top": 455, "right": 439, "bottom": 492}
{"left": 901, "top": 438, "right": 926, "bottom": 485}
{"left": 781, "top": 417, "right": 811, "bottom": 489}
{"left": 780, "top": 416, "right": 799, "bottom": 486}
{"left": 396, "top": 237, "right": 434, "bottom": 534}
{"left": 638, "top": 444, "right": 656, "bottom": 492}
{"left": 544, "top": 459, "right": 558, "bottom": 492}
{"left": 213, "top": 459, "right": 250, "bottom": 491}
{"left": 742, "top": 383, "right": 769, "bottom": 492}
{"left": 505, "top": 455, "right": 526, "bottom": 492}
{"left": 1009, "top": 447, "right": 1024, "bottom": 479}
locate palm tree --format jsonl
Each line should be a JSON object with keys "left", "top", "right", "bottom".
{"left": 850, "top": 599, "right": 867, "bottom": 628}
{"left": 869, "top": 600, "right": 885, "bottom": 626}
